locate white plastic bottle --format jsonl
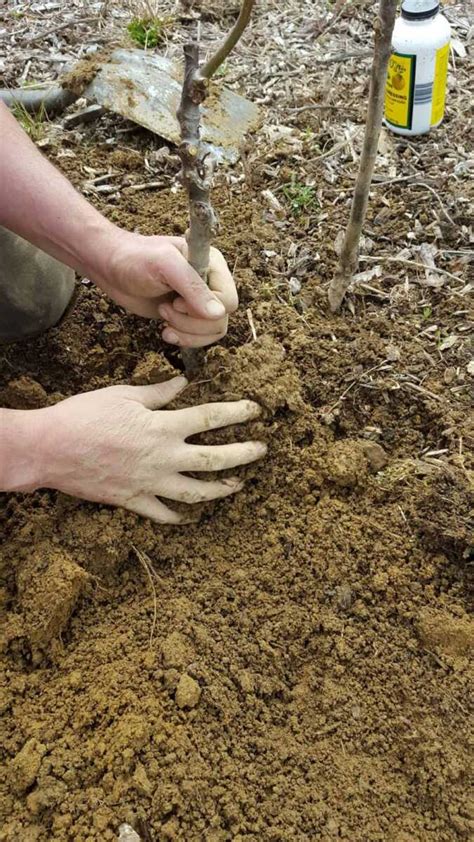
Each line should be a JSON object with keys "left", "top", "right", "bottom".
{"left": 384, "top": 0, "right": 451, "bottom": 136}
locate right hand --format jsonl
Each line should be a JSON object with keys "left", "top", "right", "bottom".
{"left": 34, "top": 377, "right": 266, "bottom": 523}
{"left": 95, "top": 232, "right": 238, "bottom": 348}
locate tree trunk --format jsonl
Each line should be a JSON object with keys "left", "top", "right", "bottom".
{"left": 176, "top": 1, "right": 256, "bottom": 373}
{"left": 328, "top": 0, "right": 398, "bottom": 313}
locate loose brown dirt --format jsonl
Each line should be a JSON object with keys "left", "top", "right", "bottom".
{"left": 0, "top": 126, "right": 473, "bottom": 842}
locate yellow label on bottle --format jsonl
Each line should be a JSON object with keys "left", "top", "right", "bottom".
{"left": 385, "top": 52, "right": 416, "bottom": 130}
{"left": 431, "top": 42, "right": 449, "bottom": 126}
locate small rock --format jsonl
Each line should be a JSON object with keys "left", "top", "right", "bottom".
{"left": 444, "top": 367, "right": 456, "bottom": 385}
{"left": 288, "top": 277, "right": 301, "bottom": 295}
{"left": 175, "top": 674, "right": 201, "bottom": 709}
{"left": 118, "top": 824, "right": 142, "bottom": 842}
{"left": 361, "top": 441, "right": 388, "bottom": 472}
{"left": 9, "top": 738, "right": 47, "bottom": 794}
{"left": 386, "top": 344, "right": 401, "bottom": 362}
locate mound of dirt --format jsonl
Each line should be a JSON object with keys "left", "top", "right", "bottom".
{"left": 0, "top": 132, "right": 472, "bottom": 842}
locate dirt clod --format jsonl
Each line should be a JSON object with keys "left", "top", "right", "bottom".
{"left": 175, "top": 674, "right": 201, "bottom": 709}
{"left": 161, "top": 631, "right": 194, "bottom": 669}
{"left": 9, "top": 739, "right": 47, "bottom": 795}
{"left": 417, "top": 609, "right": 474, "bottom": 658}
{"left": 0, "top": 376, "right": 48, "bottom": 409}
{"left": 324, "top": 439, "right": 371, "bottom": 487}
{"left": 131, "top": 352, "right": 177, "bottom": 385}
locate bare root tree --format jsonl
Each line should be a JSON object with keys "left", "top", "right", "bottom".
{"left": 328, "top": 0, "right": 398, "bottom": 313}
{"left": 177, "top": 1, "right": 256, "bottom": 370}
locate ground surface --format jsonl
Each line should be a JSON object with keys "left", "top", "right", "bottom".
{"left": 0, "top": 1, "right": 473, "bottom": 840}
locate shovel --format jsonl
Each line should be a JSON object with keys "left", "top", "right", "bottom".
{"left": 1, "top": 48, "right": 259, "bottom": 162}
{"left": 84, "top": 48, "right": 259, "bottom": 161}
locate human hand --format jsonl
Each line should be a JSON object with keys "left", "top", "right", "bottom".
{"left": 33, "top": 377, "right": 265, "bottom": 523}
{"left": 94, "top": 231, "right": 238, "bottom": 348}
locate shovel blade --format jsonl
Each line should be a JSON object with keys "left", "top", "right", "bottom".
{"left": 84, "top": 48, "right": 259, "bottom": 161}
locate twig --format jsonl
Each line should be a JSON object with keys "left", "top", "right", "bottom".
{"left": 200, "top": 0, "right": 256, "bottom": 80}
{"left": 322, "top": 360, "right": 391, "bottom": 420}
{"left": 246, "top": 308, "right": 257, "bottom": 341}
{"left": 127, "top": 181, "right": 165, "bottom": 192}
{"left": 28, "top": 17, "right": 97, "bottom": 46}
{"left": 359, "top": 255, "right": 463, "bottom": 285}
{"left": 312, "top": 128, "right": 362, "bottom": 163}
{"left": 318, "top": 49, "right": 373, "bottom": 64}
{"left": 132, "top": 545, "right": 158, "bottom": 648}
{"left": 288, "top": 103, "right": 340, "bottom": 113}
{"left": 400, "top": 381, "right": 443, "bottom": 402}
{"left": 328, "top": 0, "right": 398, "bottom": 312}
{"left": 407, "top": 181, "right": 456, "bottom": 226}
{"left": 371, "top": 177, "right": 456, "bottom": 225}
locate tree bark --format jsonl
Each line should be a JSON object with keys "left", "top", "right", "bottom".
{"left": 175, "top": 2, "right": 255, "bottom": 373}
{"left": 177, "top": 43, "right": 217, "bottom": 284}
{"left": 328, "top": 0, "right": 398, "bottom": 313}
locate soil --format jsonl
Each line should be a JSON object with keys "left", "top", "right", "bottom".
{"left": 1, "top": 103, "right": 473, "bottom": 842}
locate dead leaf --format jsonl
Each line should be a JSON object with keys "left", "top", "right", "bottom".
{"left": 418, "top": 242, "right": 444, "bottom": 288}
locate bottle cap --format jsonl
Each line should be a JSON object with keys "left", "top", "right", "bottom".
{"left": 402, "top": 0, "right": 439, "bottom": 18}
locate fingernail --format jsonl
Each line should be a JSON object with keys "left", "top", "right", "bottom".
{"left": 247, "top": 402, "right": 262, "bottom": 418}
{"left": 225, "top": 477, "right": 244, "bottom": 489}
{"left": 257, "top": 442, "right": 268, "bottom": 456}
{"left": 159, "top": 305, "right": 169, "bottom": 318}
{"left": 164, "top": 329, "right": 179, "bottom": 344}
{"left": 206, "top": 299, "right": 226, "bottom": 318}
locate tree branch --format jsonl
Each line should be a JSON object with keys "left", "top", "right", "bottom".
{"left": 200, "top": 0, "right": 256, "bottom": 80}
{"left": 177, "top": 42, "right": 217, "bottom": 283}
{"left": 328, "top": 0, "right": 398, "bottom": 313}
{"left": 176, "top": 3, "right": 255, "bottom": 371}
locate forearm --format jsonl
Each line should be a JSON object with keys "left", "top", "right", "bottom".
{"left": 0, "top": 102, "right": 120, "bottom": 282}
{"left": 0, "top": 408, "right": 47, "bottom": 492}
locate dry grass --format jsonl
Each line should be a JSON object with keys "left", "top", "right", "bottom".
{"left": 132, "top": 545, "right": 159, "bottom": 647}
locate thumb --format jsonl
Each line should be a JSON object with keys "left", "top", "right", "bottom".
{"left": 129, "top": 377, "right": 188, "bottom": 409}
{"left": 159, "top": 244, "right": 226, "bottom": 320}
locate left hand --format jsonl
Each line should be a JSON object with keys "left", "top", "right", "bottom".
{"left": 95, "top": 232, "right": 238, "bottom": 348}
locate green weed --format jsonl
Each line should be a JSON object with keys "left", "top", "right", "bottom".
{"left": 282, "top": 179, "right": 319, "bottom": 217}
{"left": 11, "top": 100, "right": 47, "bottom": 143}
{"left": 127, "top": 16, "right": 172, "bottom": 48}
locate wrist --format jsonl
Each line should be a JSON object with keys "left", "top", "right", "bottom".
{"left": 0, "top": 407, "right": 50, "bottom": 492}
{"left": 73, "top": 217, "right": 123, "bottom": 287}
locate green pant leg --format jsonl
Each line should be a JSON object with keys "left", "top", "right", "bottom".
{"left": 0, "top": 226, "right": 76, "bottom": 342}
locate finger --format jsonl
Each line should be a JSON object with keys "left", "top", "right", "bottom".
{"left": 158, "top": 244, "right": 226, "bottom": 321}
{"left": 158, "top": 475, "right": 244, "bottom": 504}
{"left": 207, "top": 247, "right": 239, "bottom": 314}
{"left": 162, "top": 327, "right": 226, "bottom": 349}
{"left": 125, "top": 494, "right": 184, "bottom": 524}
{"left": 159, "top": 304, "right": 227, "bottom": 336}
{"left": 183, "top": 441, "right": 267, "bottom": 472}
{"left": 172, "top": 297, "right": 189, "bottom": 315}
{"left": 174, "top": 400, "right": 262, "bottom": 437}
{"left": 122, "top": 377, "right": 188, "bottom": 409}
